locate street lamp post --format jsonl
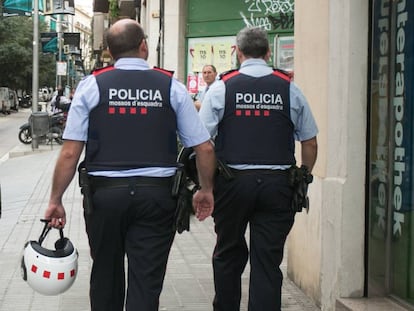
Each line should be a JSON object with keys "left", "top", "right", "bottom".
{"left": 57, "top": 14, "right": 63, "bottom": 88}
{"left": 32, "top": 0, "right": 39, "bottom": 149}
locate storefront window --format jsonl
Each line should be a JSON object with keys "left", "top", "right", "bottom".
{"left": 369, "top": 0, "right": 414, "bottom": 305}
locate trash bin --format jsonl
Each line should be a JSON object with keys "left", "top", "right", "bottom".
{"left": 30, "top": 112, "right": 49, "bottom": 137}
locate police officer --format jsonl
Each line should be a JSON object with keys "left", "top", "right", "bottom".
{"left": 44, "top": 19, "right": 216, "bottom": 311}
{"left": 199, "top": 27, "right": 318, "bottom": 311}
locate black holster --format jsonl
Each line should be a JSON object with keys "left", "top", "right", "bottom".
{"left": 172, "top": 166, "right": 197, "bottom": 234}
{"left": 216, "top": 159, "right": 235, "bottom": 181}
{"left": 78, "top": 162, "right": 94, "bottom": 215}
{"left": 288, "top": 165, "right": 313, "bottom": 213}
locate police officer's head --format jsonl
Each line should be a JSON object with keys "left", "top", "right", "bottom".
{"left": 106, "top": 18, "right": 148, "bottom": 61}
{"left": 236, "top": 27, "right": 270, "bottom": 62}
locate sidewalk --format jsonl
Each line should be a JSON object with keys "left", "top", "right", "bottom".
{"left": 0, "top": 144, "right": 320, "bottom": 311}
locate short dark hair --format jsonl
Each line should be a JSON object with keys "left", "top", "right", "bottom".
{"left": 106, "top": 20, "right": 146, "bottom": 60}
{"left": 203, "top": 64, "right": 217, "bottom": 73}
{"left": 236, "top": 27, "right": 269, "bottom": 58}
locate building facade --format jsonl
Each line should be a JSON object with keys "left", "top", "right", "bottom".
{"left": 91, "top": 0, "right": 414, "bottom": 309}
{"left": 290, "top": 1, "right": 414, "bottom": 310}
{"left": 72, "top": 6, "right": 93, "bottom": 74}
{"left": 43, "top": 5, "right": 93, "bottom": 88}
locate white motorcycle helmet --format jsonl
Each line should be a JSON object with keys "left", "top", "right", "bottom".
{"left": 21, "top": 220, "right": 78, "bottom": 295}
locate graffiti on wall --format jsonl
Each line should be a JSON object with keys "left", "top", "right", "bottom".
{"left": 245, "top": 0, "right": 294, "bottom": 14}
{"left": 240, "top": 0, "right": 294, "bottom": 31}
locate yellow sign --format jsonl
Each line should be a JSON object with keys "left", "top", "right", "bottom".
{"left": 187, "top": 36, "right": 237, "bottom": 79}
{"left": 213, "top": 43, "right": 232, "bottom": 73}
{"left": 192, "top": 43, "right": 212, "bottom": 72}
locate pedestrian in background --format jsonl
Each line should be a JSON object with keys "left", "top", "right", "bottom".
{"left": 194, "top": 64, "right": 217, "bottom": 111}
{"left": 50, "top": 87, "right": 71, "bottom": 114}
{"left": 44, "top": 18, "right": 216, "bottom": 311}
{"left": 199, "top": 26, "right": 318, "bottom": 311}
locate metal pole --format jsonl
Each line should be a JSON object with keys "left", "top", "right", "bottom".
{"left": 57, "top": 14, "right": 63, "bottom": 88}
{"left": 160, "top": 0, "right": 164, "bottom": 67}
{"left": 135, "top": 0, "right": 141, "bottom": 23}
{"left": 157, "top": 0, "right": 164, "bottom": 67}
{"left": 32, "top": 0, "right": 39, "bottom": 149}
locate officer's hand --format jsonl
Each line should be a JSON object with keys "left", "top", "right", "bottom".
{"left": 44, "top": 202, "right": 66, "bottom": 229}
{"left": 193, "top": 189, "right": 214, "bottom": 221}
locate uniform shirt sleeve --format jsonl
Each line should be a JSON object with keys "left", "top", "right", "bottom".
{"left": 170, "top": 78, "right": 211, "bottom": 147}
{"left": 289, "top": 82, "right": 318, "bottom": 141}
{"left": 62, "top": 75, "right": 99, "bottom": 141}
{"left": 198, "top": 79, "right": 226, "bottom": 138}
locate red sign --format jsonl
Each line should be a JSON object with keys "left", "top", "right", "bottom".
{"left": 187, "top": 74, "right": 198, "bottom": 94}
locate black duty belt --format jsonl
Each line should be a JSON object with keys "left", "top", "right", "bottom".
{"left": 90, "top": 176, "right": 173, "bottom": 188}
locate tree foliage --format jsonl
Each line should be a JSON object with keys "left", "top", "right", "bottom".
{"left": 0, "top": 16, "right": 56, "bottom": 92}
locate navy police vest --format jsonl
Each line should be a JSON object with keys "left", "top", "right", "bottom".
{"left": 85, "top": 66, "right": 177, "bottom": 171}
{"left": 215, "top": 69, "right": 295, "bottom": 165}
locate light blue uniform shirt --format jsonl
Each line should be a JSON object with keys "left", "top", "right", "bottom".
{"left": 199, "top": 58, "right": 318, "bottom": 170}
{"left": 64, "top": 58, "right": 211, "bottom": 177}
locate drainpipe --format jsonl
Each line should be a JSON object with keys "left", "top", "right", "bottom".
{"left": 157, "top": 0, "right": 164, "bottom": 67}
{"left": 134, "top": 0, "right": 141, "bottom": 23}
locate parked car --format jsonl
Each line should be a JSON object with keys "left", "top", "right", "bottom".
{"left": 0, "top": 87, "right": 11, "bottom": 114}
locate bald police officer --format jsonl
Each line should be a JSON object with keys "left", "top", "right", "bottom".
{"left": 44, "top": 19, "right": 215, "bottom": 311}
{"left": 199, "top": 27, "right": 318, "bottom": 311}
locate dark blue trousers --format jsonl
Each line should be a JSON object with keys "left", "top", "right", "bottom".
{"left": 83, "top": 178, "right": 176, "bottom": 311}
{"left": 212, "top": 171, "right": 296, "bottom": 311}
